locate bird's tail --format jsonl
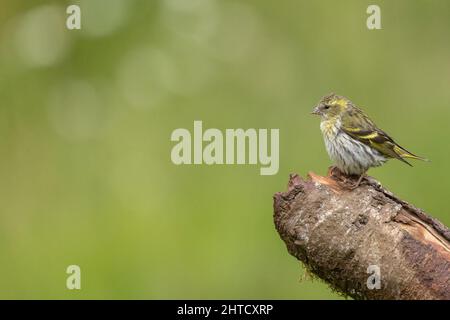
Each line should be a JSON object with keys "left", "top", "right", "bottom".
{"left": 393, "top": 145, "right": 429, "bottom": 163}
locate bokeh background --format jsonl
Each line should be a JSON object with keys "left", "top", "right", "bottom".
{"left": 0, "top": 0, "right": 449, "bottom": 299}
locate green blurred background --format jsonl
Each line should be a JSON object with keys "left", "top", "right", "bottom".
{"left": 0, "top": 0, "right": 449, "bottom": 299}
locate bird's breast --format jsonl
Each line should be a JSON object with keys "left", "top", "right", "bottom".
{"left": 320, "top": 118, "right": 340, "bottom": 140}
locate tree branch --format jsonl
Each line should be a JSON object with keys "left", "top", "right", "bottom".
{"left": 273, "top": 168, "right": 450, "bottom": 300}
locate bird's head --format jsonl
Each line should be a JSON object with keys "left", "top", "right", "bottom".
{"left": 312, "top": 93, "right": 351, "bottom": 120}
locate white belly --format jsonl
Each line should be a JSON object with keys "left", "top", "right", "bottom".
{"left": 324, "top": 131, "right": 387, "bottom": 175}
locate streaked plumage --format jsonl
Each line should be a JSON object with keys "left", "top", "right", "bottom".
{"left": 312, "top": 93, "right": 427, "bottom": 179}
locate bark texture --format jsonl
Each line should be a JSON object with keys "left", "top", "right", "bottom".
{"left": 273, "top": 168, "right": 450, "bottom": 300}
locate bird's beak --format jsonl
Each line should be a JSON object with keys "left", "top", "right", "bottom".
{"left": 311, "top": 106, "right": 321, "bottom": 115}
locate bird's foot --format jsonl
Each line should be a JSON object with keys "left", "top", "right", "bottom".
{"left": 347, "top": 174, "right": 366, "bottom": 190}
{"left": 328, "top": 167, "right": 382, "bottom": 191}
{"left": 328, "top": 168, "right": 367, "bottom": 190}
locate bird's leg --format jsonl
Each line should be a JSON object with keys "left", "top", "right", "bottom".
{"left": 349, "top": 172, "right": 367, "bottom": 190}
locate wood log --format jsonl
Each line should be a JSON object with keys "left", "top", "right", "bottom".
{"left": 273, "top": 168, "right": 450, "bottom": 299}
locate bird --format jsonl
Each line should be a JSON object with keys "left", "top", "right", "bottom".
{"left": 312, "top": 93, "right": 428, "bottom": 188}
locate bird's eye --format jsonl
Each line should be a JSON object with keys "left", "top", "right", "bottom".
{"left": 324, "top": 105, "right": 330, "bottom": 110}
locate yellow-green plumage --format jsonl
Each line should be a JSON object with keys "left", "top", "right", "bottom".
{"left": 312, "top": 93, "right": 428, "bottom": 176}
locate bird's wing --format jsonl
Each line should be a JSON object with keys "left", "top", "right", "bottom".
{"left": 340, "top": 108, "right": 413, "bottom": 166}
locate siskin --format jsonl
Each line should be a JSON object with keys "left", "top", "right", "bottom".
{"left": 312, "top": 93, "right": 428, "bottom": 187}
